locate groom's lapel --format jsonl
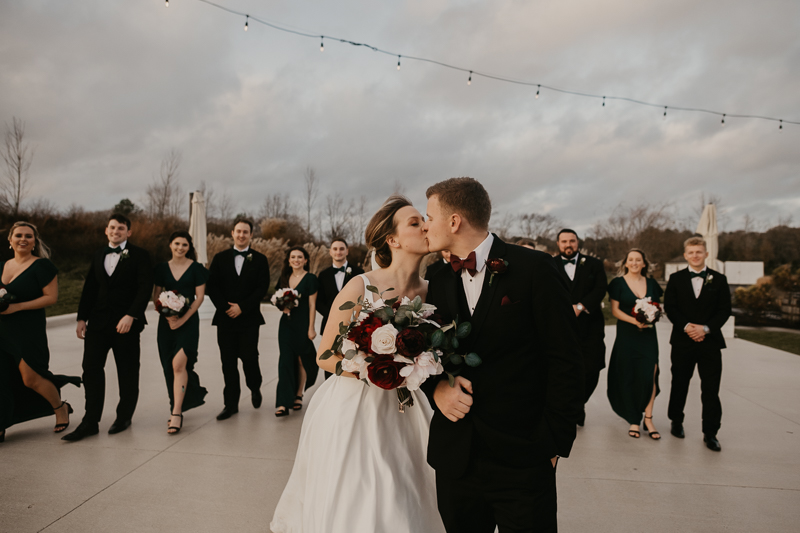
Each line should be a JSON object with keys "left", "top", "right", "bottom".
{"left": 467, "top": 236, "right": 507, "bottom": 340}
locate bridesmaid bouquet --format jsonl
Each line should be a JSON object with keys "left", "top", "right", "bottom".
{"left": 155, "top": 290, "right": 191, "bottom": 317}
{"left": 271, "top": 288, "right": 301, "bottom": 315}
{"left": 0, "top": 286, "right": 16, "bottom": 313}
{"left": 320, "top": 285, "right": 481, "bottom": 412}
{"left": 632, "top": 297, "right": 662, "bottom": 328}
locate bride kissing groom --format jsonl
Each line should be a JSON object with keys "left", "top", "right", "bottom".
{"left": 270, "top": 177, "right": 584, "bottom": 533}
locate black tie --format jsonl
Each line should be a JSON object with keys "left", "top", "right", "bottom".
{"left": 690, "top": 270, "right": 707, "bottom": 279}
{"left": 333, "top": 266, "right": 347, "bottom": 273}
{"left": 105, "top": 246, "right": 122, "bottom": 255}
{"left": 233, "top": 249, "right": 249, "bottom": 257}
{"left": 561, "top": 257, "right": 576, "bottom": 266}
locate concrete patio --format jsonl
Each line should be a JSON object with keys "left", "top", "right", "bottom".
{"left": 1, "top": 307, "right": 798, "bottom": 532}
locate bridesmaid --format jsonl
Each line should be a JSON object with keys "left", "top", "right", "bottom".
{"left": 607, "top": 248, "right": 664, "bottom": 440}
{"left": 275, "top": 246, "right": 319, "bottom": 417}
{"left": 152, "top": 231, "right": 209, "bottom": 434}
{"left": 0, "top": 222, "right": 80, "bottom": 442}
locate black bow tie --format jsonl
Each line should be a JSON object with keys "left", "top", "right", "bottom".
{"left": 105, "top": 246, "right": 122, "bottom": 255}
{"left": 561, "top": 257, "right": 576, "bottom": 265}
{"left": 233, "top": 249, "right": 249, "bottom": 257}
{"left": 690, "top": 270, "right": 707, "bottom": 279}
{"left": 333, "top": 266, "right": 347, "bottom": 273}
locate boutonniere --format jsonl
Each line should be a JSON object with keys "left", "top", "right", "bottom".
{"left": 345, "top": 266, "right": 352, "bottom": 275}
{"left": 485, "top": 257, "right": 508, "bottom": 286}
{"left": 246, "top": 253, "right": 253, "bottom": 262}
{"left": 704, "top": 273, "right": 714, "bottom": 286}
{"left": 579, "top": 257, "right": 586, "bottom": 267}
{"left": 120, "top": 249, "right": 130, "bottom": 261}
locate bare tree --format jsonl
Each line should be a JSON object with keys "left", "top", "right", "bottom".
{"left": 353, "top": 195, "right": 369, "bottom": 244}
{"left": 324, "top": 193, "right": 355, "bottom": 242}
{"left": 1, "top": 117, "right": 34, "bottom": 216}
{"left": 304, "top": 167, "right": 319, "bottom": 236}
{"left": 145, "top": 149, "right": 184, "bottom": 219}
{"left": 591, "top": 201, "right": 674, "bottom": 245}
{"left": 692, "top": 192, "right": 728, "bottom": 230}
{"left": 520, "top": 213, "right": 562, "bottom": 240}
{"left": 259, "top": 193, "right": 294, "bottom": 220}
{"left": 489, "top": 211, "right": 518, "bottom": 240}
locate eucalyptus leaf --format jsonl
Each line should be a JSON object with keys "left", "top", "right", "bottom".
{"left": 384, "top": 297, "right": 399, "bottom": 306}
{"left": 374, "top": 306, "right": 395, "bottom": 322}
{"left": 451, "top": 337, "right": 459, "bottom": 350}
{"left": 339, "top": 301, "right": 356, "bottom": 311}
{"left": 456, "top": 322, "right": 472, "bottom": 338}
{"left": 412, "top": 296, "right": 422, "bottom": 311}
{"left": 365, "top": 356, "right": 375, "bottom": 363}
{"left": 339, "top": 323, "right": 349, "bottom": 335}
{"left": 431, "top": 329, "right": 444, "bottom": 348}
{"left": 335, "top": 361, "right": 343, "bottom": 376}
{"left": 447, "top": 373, "right": 455, "bottom": 387}
{"left": 366, "top": 285, "right": 380, "bottom": 295}
{"left": 450, "top": 353, "right": 463, "bottom": 365}
{"left": 465, "top": 352, "right": 482, "bottom": 367}
{"left": 319, "top": 349, "right": 333, "bottom": 360}
{"left": 344, "top": 349, "right": 358, "bottom": 360}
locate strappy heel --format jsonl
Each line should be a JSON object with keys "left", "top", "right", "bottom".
{"left": 275, "top": 407, "right": 289, "bottom": 417}
{"left": 54, "top": 401, "right": 73, "bottom": 433}
{"left": 644, "top": 416, "right": 661, "bottom": 440}
{"left": 168, "top": 413, "right": 183, "bottom": 435}
{"left": 293, "top": 396, "right": 303, "bottom": 411}
{"left": 628, "top": 427, "right": 640, "bottom": 438}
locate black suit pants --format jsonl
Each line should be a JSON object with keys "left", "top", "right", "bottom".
{"left": 667, "top": 344, "right": 722, "bottom": 435}
{"left": 82, "top": 326, "right": 141, "bottom": 425}
{"left": 436, "top": 457, "right": 557, "bottom": 533}
{"left": 217, "top": 327, "right": 262, "bottom": 408}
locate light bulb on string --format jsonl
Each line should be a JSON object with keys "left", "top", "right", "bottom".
{"left": 165, "top": 0, "right": 169, "bottom": 6}
{"left": 244, "top": 15, "right": 249, "bottom": 31}
{"left": 779, "top": 120, "right": 783, "bottom": 130}
{"left": 397, "top": 56, "right": 401, "bottom": 71}
{"left": 663, "top": 106, "right": 667, "bottom": 118}
{"left": 320, "top": 37, "right": 324, "bottom": 52}
{"left": 467, "top": 71, "right": 472, "bottom": 85}
{"left": 721, "top": 114, "right": 726, "bottom": 125}
{"left": 602, "top": 96, "right": 605, "bottom": 107}
{"left": 535, "top": 84, "right": 540, "bottom": 99}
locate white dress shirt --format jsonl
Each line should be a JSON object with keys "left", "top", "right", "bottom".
{"left": 104, "top": 240, "right": 127, "bottom": 277}
{"left": 689, "top": 266, "right": 707, "bottom": 299}
{"left": 334, "top": 261, "right": 349, "bottom": 291}
{"left": 561, "top": 253, "right": 579, "bottom": 281}
{"left": 234, "top": 246, "right": 250, "bottom": 276}
{"left": 460, "top": 233, "right": 494, "bottom": 316}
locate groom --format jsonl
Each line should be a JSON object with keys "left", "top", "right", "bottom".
{"left": 422, "top": 178, "right": 584, "bottom": 533}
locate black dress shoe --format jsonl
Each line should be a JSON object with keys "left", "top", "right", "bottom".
{"left": 704, "top": 435, "right": 721, "bottom": 452}
{"left": 576, "top": 411, "right": 585, "bottom": 427}
{"left": 62, "top": 422, "right": 99, "bottom": 442}
{"left": 216, "top": 407, "right": 238, "bottom": 421}
{"left": 108, "top": 419, "right": 132, "bottom": 434}
{"left": 671, "top": 422, "right": 685, "bottom": 439}
{"left": 252, "top": 390, "right": 263, "bottom": 409}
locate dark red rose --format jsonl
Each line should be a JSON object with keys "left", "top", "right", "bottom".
{"left": 486, "top": 258, "right": 507, "bottom": 273}
{"left": 348, "top": 315, "right": 384, "bottom": 350}
{"left": 395, "top": 328, "right": 426, "bottom": 358}
{"left": 367, "top": 354, "right": 407, "bottom": 390}
{"left": 428, "top": 313, "right": 445, "bottom": 325}
{"left": 392, "top": 299, "right": 402, "bottom": 311}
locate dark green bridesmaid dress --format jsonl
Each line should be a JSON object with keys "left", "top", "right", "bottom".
{"left": 276, "top": 273, "right": 319, "bottom": 410}
{"left": 153, "top": 261, "right": 209, "bottom": 413}
{"left": 0, "top": 259, "right": 81, "bottom": 431}
{"left": 606, "top": 276, "right": 664, "bottom": 425}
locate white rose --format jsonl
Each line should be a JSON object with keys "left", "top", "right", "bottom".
{"left": 0, "top": 288, "right": 7, "bottom": 298}
{"left": 370, "top": 323, "right": 399, "bottom": 354}
{"left": 341, "top": 351, "right": 369, "bottom": 378}
{"left": 342, "top": 338, "right": 358, "bottom": 354}
{"left": 399, "top": 351, "right": 444, "bottom": 391}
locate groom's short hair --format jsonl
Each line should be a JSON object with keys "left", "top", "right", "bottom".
{"left": 426, "top": 177, "right": 491, "bottom": 230}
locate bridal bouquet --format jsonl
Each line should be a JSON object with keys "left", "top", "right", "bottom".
{"left": 0, "top": 286, "right": 16, "bottom": 313}
{"left": 155, "top": 290, "right": 191, "bottom": 317}
{"left": 320, "top": 285, "right": 481, "bottom": 412}
{"left": 632, "top": 297, "right": 662, "bottom": 328}
{"left": 271, "top": 288, "right": 301, "bottom": 315}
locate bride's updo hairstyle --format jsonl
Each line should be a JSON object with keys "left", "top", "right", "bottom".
{"left": 365, "top": 195, "right": 413, "bottom": 268}
{"left": 8, "top": 221, "right": 51, "bottom": 259}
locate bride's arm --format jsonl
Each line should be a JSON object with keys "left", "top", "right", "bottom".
{"left": 315, "top": 278, "right": 364, "bottom": 376}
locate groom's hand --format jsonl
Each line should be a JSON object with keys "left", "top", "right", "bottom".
{"left": 433, "top": 377, "right": 473, "bottom": 422}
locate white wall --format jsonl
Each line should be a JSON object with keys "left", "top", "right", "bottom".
{"left": 724, "top": 262, "right": 764, "bottom": 286}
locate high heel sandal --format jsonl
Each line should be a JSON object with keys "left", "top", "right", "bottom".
{"left": 628, "top": 427, "right": 640, "bottom": 438}
{"left": 644, "top": 416, "right": 661, "bottom": 440}
{"left": 168, "top": 413, "right": 183, "bottom": 435}
{"left": 275, "top": 407, "right": 289, "bottom": 417}
{"left": 53, "top": 401, "right": 73, "bottom": 433}
{"left": 293, "top": 396, "right": 303, "bottom": 411}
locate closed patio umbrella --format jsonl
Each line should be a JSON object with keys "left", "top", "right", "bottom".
{"left": 696, "top": 203, "right": 723, "bottom": 272}
{"left": 189, "top": 191, "right": 208, "bottom": 266}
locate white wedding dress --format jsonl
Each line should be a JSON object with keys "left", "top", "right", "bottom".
{"left": 270, "top": 274, "right": 445, "bottom": 533}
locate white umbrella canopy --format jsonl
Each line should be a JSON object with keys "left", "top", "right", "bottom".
{"left": 696, "top": 203, "right": 723, "bottom": 272}
{"left": 189, "top": 191, "right": 208, "bottom": 266}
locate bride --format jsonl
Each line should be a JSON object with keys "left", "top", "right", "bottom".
{"left": 270, "top": 195, "right": 445, "bottom": 533}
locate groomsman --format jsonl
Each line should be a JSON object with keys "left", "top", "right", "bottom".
{"left": 665, "top": 236, "right": 731, "bottom": 451}
{"left": 63, "top": 214, "right": 153, "bottom": 441}
{"left": 206, "top": 218, "right": 271, "bottom": 420}
{"left": 556, "top": 229, "right": 608, "bottom": 426}
{"left": 424, "top": 250, "right": 451, "bottom": 281}
{"left": 317, "top": 238, "right": 363, "bottom": 379}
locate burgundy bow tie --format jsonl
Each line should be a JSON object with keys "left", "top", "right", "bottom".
{"left": 451, "top": 251, "right": 478, "bottom": 277}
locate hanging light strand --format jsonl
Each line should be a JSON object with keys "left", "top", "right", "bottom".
{"left": 244, "top": 14, "right": 248, "bottom": 31}
{"left": 187, "top": 0, "right": 799, "bottom": 128}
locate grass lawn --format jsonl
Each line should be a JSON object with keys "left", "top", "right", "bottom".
{"left": 735, "top": 329, "right": 800, "bottom": 356}
{"left": 47, "top": 263, "right": 88, "bottom": 317}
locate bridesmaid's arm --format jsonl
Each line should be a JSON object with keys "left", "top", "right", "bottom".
{"left": 315, "top": 278, "right": 362, "bottom": 377}
{"left": 168, "top": 284, "right": 205, "bottom": 330}
{"left": 2, "top": 276, "right": 58, "bottom": 314}
{"left": 307, "top": 293, "right": 317, "bottom": 340}
{"left": 611, "top": 298, "right": 646, "bottom": 328}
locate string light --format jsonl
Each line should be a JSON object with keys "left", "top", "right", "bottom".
{"left": 244, "top": 15, "right": 248, "bottom": 31}
{"left": 397, "top": 55, "right": 401, "bottom": 70}
{"left": 183, "top": 0, "right": 798, "bottom": 130}
{"left": 165, "top": 0, "right": 169, "bottom": 6}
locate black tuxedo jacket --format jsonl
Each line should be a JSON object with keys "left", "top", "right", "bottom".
{"left": 77, "top": 243, "right": 153, "bottom": 332}
{"left": 316, "top": 263, "right": 364, "bottom": 334}
{"left": 424, "top": 258, "right": 448, "bottom": 281}
{"left": 206, "top": 248, "right": 271, "bottom": 330}
{"left": 665, "top": 268, "right": 732, "bottom": 350}
{"left": 556, "top": 254, "right": 608, "bottom": 343}
{"left": 422, "top": 236, "right": 584, "bottom": 479}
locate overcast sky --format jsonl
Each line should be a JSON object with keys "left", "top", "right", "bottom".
{"left": 2, "top": 0, "right": 798, "bottom": 234}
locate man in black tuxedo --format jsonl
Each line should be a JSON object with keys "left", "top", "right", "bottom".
{"left": 316, "top": 238, "right": 363, "bottom": 379}
{"left": 555, "top": 229, "right": 608, "bottom": 427}
{"left": 206, "top": 218, "right": 270, "bottom": 420}
{"left": 63, "top": 214, "right": 153, "bottom": 441}
{"left": 422, "top": 178, "right": 583, "bottom": 533}
{"left": 424, "top": 250, "right": 450, "bottom": 281}
{"left": 665, "top": 236, "right": 731, "bottom": 452}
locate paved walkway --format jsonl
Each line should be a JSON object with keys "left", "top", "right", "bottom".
{"left": 1, "top": 307, "right": 798, "bottom": 532}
